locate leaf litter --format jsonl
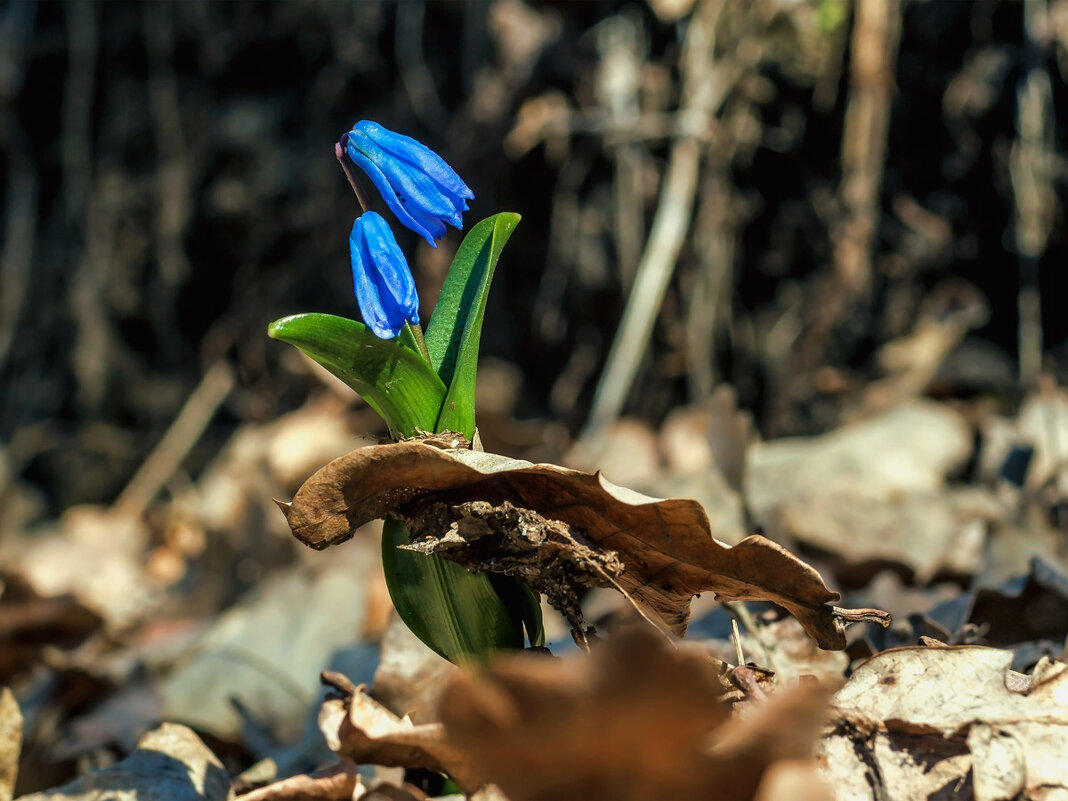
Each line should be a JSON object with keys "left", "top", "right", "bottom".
{"left": 280, "top": 440, "right": 890, "bottom": 647}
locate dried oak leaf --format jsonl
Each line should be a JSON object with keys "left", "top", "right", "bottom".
{"left": 821, "top": 646, "right": 1068, "bottom": 800}
{"left": 282, "top": 442, "right": 886, "bottom": 648}
{"left": 317, "top": 671, "right": 483, "bottom": 793}
{"left": 439, "top": 625, "right": 835, "bottom": 801}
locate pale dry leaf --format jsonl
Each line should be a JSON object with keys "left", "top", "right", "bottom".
{"left": 1017, "top": 389, "right": 1068, "bottom": 490}
{"left": 317, "top": 673, "right": 483, "bottom": 793}
{"left": 234, "top": 763, "right": 427, "bottom": 801}
{"left": 439, "top": 625, "right": 834, "bottom": 801}
{"left": 777, "top": 486, "right": 997, "bottom": 581}
{"left": 0, "top": 506, "right": 158, "bottom": 631}
{"left": 282, "top": 442, "right": 888, "bottom": 648}
{"left": 161, "top": 549, "right": 376, "bottom": 741}
{"left": 0, "top": 688, "right": 21, "bottom": 801}
{"left": 821, "top": 646, "right": 1068, "bottom": 801}
{"left": 17, "top": 723, "right": 231, "bottom": 801}
{"left": 753, "top": 760, "right": 834, "bottom": 801}
{"left": 371, "top": 612, "right": 457, "bottom": 724}
{"left": 746, "top": 400, "right": 971, "bottom": 521}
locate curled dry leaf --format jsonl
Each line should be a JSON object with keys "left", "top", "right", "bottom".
{"left": 822, "top": 646, "right": 1068, "bottom": 800}
{"left": 235, "top": 763, "right": 427, "bottom": 801}
{"left": 281, "top": 441, "right": 888, "bottom": 648}
{"left": 439, "top": 625, "right": 835, "bottom": 801}
{"left": 317, "top": 671, "right": 483, "bottom": 793}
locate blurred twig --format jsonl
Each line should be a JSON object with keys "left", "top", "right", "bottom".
{"left": 772, "top": 0, "right": 901, "bottom": 432}
{"left": 834, "top": 0, "right": 900, "bottom": 298}
{"left": 1011, "top": 0, "right": 1056, "bottom": 387}
{"left": 582, "top": 0, "right": 731, "bottom": 442}
{"left": 114, "top": 361, "right": 234, "bottom": 518}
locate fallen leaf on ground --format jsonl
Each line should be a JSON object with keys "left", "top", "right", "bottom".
{"left": 371, "top": 612, "right": 457, "bottom": 723}
{"left": 317, "top": 672, "right": 482, "bottom": 793}
{"left": 0, "top": 572, "right": 101, "bottom": 684}
{"left": 918, "top": 558, "right": 1068, "bottom": 667}
{"left": 777, "top": 487, "right": 996, "bottom": 582}
{"left": 161, "top": 547, "right": 377, "bottom": 741}
{"left": 281, "top": 441, "right": 888, "bottom": 648}
{"left": 1015, "top": 388, "right": 1068, "bottom": 490}
{"left": 0, "top": 507, "right": 159, "bottom": 631}
{"left": 234, "top": 762, "right": 427, "bottom": 801}
{"left": 0, "top": 688, "right": 21, "bottom": 801}
{"left": 16, "top": 723, "right": 231, "bottom": 801}
{"left": 746, "top": 400, "right": 971, "bottom": 522}
{"left": 439, "top": 625, "right": 834, "bottom": 801}
{"left": 821, "top": 645, "right": 1068, "bottom": 800}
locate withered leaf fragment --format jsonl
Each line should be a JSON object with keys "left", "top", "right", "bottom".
{"left": 282, "top": 442, "right": 889, "bottom": 648}
{"left": 439, "top": 626, "right": 835, "bottom": 801}
{"left": 317, "top": 671, "right": 483, "bottom": 793}
{"left": 822, "top": 646, "right": 1068, "bottom": 800}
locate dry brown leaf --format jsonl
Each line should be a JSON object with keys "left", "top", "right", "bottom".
{"left": 235, "top": 764, "right": 427, "bottom": 801}
{"left": 317, "top": 671, "right": 483, "bottom": 793}
{"left": 282, "top": 441, "right": 888, "bottom": 648}
{"left": 439, "top": 625, "right": 834, "bottom": 801}
{"left": 821, "top": 646, "right": 1068, "bottom": 800}
{"left": 235, "top": 763, "right": 362, "bottom": 801}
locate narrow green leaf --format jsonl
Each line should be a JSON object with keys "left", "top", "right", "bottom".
{"left": 382, "top": 517, "right": 525, "bottom": 663}
{"left": 267, "top": 313, "right": 446, "bottom": 439}
{"left": 489, "top": 574, "right": 545, "bottom": 648}
{"left": 421, "top": 213, "right": 543, "bottom": 650}
{"left": 424, "top": 213, "right": 520, "bottom": 438}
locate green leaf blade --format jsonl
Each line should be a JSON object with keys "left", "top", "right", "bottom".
{"left": 425, "top": 213, "right": 520, "bottom": 438}
{"left": 382, "top": 517, "right": 525, "bottom": 664}
{"left": 267, "top": 313, "right": 445, "bottom": 439}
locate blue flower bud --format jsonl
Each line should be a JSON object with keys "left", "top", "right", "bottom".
{"left": 345, "top": 121, "right": 474, "bottom": 247}
{"left": 350, "top": 212, "right": 420, "bottom": 339}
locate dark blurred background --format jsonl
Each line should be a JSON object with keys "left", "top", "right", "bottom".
{"left": 1, "top": 0, "right": 1065, "bottom": 520}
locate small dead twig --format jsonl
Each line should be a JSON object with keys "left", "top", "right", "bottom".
{"left": 582, "top": 0, "right": 730, "bottom": 441}
{"left": 114, "top": 361, "right": 235, "bottom": 517}
{"left": 725, "top": 601, "right": 781, "bottom": 675}
{"left": 731, "top": 617, "right": 745, "bottom": 667}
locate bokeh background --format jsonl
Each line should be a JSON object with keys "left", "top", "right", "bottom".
{"left": 2, "top": 0, "right": 1064, "bottom": 518}
{"left": 1, "top": 0, "right": 1067, "bottom": 794}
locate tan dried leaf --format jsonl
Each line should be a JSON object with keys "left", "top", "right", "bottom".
{"left": 282, "top": 442, "right": 888, "bottom": 648}
{"left": 317, "top": 672, "right": 483, "bottom": 793}
{"left": 17, "top": 723, "right": 231, "bottom": 801}
{"left": 439, "top": 626, "right": 834, "bottom": 801}
{"left": 0, "top": 688, "right": 21, "bottom": 801}
{"left": 235, "top": 764, "right": 427, "bottom": 801}
{"left": 822, "top": 646, "right": 1068, "bottom": 800}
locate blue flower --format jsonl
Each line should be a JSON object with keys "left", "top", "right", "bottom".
{"left": 350, "top": 211, "right": 420, "bottom": 339}
{"left": 345, "top": 121, "right": 474, "bottom": 247}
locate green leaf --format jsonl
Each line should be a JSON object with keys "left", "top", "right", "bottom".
{"left": 425, "top": 213, "right": 520, "bottom": 438}
{"left": 267, "top": 313, "right": 445, "bottom": 439}
{"left": 382, "top": 517, "right": 525, "bottom": 663}
{"left": 422, "top": 213, "right": 543, "bottom": 651}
